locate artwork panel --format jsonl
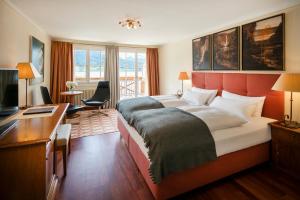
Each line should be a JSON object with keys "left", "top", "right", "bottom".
{"left": 242, "top": 14, "right": 284, "bottom": 71}
{"left": 30, "top": 36, "right": 44, "bottom": 85}
{"left": 193, "top": 35, "right": 211, "bottom": 70}
{"left": 213, "top": 27, "right": 239, "bottom": 70}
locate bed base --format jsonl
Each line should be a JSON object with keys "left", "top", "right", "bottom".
{"left": 118, "top": 117, "right": 270, "bottom": 200}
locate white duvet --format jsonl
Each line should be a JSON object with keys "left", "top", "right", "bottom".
{"left": 119, "top": 113, "right": 275, "bottom": 158}
{"left": 178, "top": 105, "right": 248, "bottom": 131}
{"left": 152, "top": 95, "right": 248, "bottom": 132}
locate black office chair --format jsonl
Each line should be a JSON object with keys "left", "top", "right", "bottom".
{"left": 81, "top": 81, "right": 110, "bottom": 116}
{"left": 40, "top": 86, "right": 53, "bottom": 104}
{"left": 40, "top": 86, "right": 83, "bottom": 116}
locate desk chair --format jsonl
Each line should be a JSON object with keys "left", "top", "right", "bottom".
{"left": 40, "top": 86, "right": 83, "bottom": 115}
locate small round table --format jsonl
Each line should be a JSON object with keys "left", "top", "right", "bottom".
{"left": 60, "top": 90, "right": 83, "bottom": 103}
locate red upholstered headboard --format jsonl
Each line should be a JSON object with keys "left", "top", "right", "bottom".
{"left": 192, "top": 72, "right": 284, "bottom": 120}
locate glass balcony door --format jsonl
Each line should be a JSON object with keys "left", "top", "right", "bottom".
{"left": 119, "top": 48, "right": 147, "bottom": 99}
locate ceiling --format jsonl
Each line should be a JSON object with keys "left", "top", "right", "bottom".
{"left": 7, "top": 0, "right": 300, "bottom": 45}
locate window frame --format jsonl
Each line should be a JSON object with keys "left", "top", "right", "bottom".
{"left": 73, "top": 44, "right": 106, "bottom": 85}
{"left": 119, "top": 47, "right": 147, "bottom": 98}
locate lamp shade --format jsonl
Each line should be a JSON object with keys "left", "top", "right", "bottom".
{"left": 178, "top": 72, "right": 189, "bottom": 80}
{"left": 272, "top": 73, "right": 300, "bottom": 92}
{"left": 16, "top": 62, "right": 41, "bottom": 79}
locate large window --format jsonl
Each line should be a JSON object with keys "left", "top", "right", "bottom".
{"left": 73, "top": 45, "right": 105, "bottom": 82}
{"left": 119, "top": 48, "right": 147, "bottom": 99}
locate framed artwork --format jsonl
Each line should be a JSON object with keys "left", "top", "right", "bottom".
{"left": 242, "top": 14, "right": 285, "bottom": 70}
{"left": 213, "top": 27, "right": 239, "bottom": 70}
{"left": 30, "top": 36, "right": 44, "bottom": 84}
{"left": 192, "top": 35, "right": 211, "bottom": 70}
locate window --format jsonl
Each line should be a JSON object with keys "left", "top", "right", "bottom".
{"left": 119, "top": 48, "right": 147, "bottom": 99}
{"left": 73, "top": 45, "right": 105, "bottom": 82}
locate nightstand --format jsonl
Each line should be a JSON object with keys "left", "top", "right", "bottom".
{"left": 269, "top": 122, "right": 300, "bottom": 179}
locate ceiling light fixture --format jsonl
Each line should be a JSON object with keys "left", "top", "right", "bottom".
{"left": 119, "top": 18, "right": 141, "bottom": 30}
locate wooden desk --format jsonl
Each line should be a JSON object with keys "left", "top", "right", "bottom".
{"left": 0, "top": 103, "right": 69, "bottom": 200}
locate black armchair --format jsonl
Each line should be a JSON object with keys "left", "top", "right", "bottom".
{"left": 40, "top": 86, "right": 83, "bottom": 116}
{"left": 81, "top": 81, "right": 110, "bottom": 116}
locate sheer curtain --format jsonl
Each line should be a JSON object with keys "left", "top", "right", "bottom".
{"left": 104, "top": 45, "right": 120, "bottom": 108}
{"left": 50, "top": 41, "right": 73, "bottom": 103}
{"left": 147, "top": 48, "right": 160, "bottom": 96}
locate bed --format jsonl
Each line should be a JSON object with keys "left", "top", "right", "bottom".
{"left": 117, "top": 72, "right": 284, "bottom": 199}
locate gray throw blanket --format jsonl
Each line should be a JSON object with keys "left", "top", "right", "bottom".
{"left": 116, "top": 96, "right": 164, "bottom": 123}
{"left": 130, "top": 107, "right": 217, "bottom": 184}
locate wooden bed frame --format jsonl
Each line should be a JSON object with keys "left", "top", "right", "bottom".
{"left": 117, "top": 72, "right": 284, "bottom": 199}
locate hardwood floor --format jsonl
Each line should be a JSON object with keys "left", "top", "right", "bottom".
{"left": 55, "top": 133, "right": 300, "bottom": 200}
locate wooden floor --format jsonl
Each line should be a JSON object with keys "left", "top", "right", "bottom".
{"left": 55, "top": 133, "right": 300, "bottom": 200}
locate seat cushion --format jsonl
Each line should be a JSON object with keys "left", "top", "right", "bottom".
{"left": 56, "top": 124, "right": 72, "bottom": 146}
{"left": 67, "top": 104, "right": 84, "bottom": 115}
{"left": 83, "top": 101, "right": 104, "bottom": 106}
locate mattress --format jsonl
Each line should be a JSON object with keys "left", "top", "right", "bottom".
{"left": 118, "top": 113, "right": 275, "bottom": 157}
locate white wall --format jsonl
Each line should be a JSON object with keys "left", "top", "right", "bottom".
{"left": 159, "top": 5, "right": 300, "bottom": 121}
{"left": 159, "top": 38, "right": 192, "bottom": 94}
{"left": 0, "top": 0, "right": 51, "bottom": 106}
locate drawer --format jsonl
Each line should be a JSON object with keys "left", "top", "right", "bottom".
{"left": 46, "top": 138, "right": 55, "bottom": 196}
{"left": 271, "top": 127, "right": 294, "bottom": 143}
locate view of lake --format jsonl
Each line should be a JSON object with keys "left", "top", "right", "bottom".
{"left": 74, "top": 50, "right": 146, "bottom": 76}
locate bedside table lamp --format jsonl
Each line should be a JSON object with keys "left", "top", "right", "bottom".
{"left": 272, "top": 73, "right": 300, "bottom": 128}
{"left": 17, "top": 62, "right": 41, "bottom": 108}
{"left": 178, "top": 72, "right": 189, "bottom": 93}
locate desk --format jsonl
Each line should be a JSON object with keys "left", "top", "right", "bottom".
{"left": 0, "top": 103, "right": 69, "bottom": 200}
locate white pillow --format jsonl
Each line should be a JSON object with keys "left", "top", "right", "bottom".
{"left": 191, "top": 87, "right": 218, "bottom": 104}
{"left": 181, "top": 90, "right": 211, "bottom": 106}
{"left": 209, "top": 96, "right": 257, "bottom": 120}
{"left": 222, "top": 90, "right": 266, "bottom": 117}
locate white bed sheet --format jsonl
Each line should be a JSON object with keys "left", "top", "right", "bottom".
{"left": 151, "top": 95, "right": 178, "bottom": 101}
{"left": 118, "top": 113, "right": 275, "bottom": 158}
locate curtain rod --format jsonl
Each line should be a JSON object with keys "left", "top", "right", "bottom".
{"left": 52, "top": 38, "right": 159, "bottom": 49}
{"left": 74, "top": 42, "right": 150, "bottom": 49}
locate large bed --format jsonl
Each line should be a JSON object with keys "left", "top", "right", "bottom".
{"left": 117, "top": 72, "right": 284, "bottom": 199}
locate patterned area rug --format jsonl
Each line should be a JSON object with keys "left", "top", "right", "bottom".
{"left": 66, "top": 109, "right": 118, "bottom": 139}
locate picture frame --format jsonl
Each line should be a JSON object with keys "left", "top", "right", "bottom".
{"left": 242, "top": 14, "right": 285, "bottom": 71}
{"left": 192, "top": 35, "right": 212, "bottom": 70}
{"left": 213, "top": 27, "right": 240, "bottom": 70}
{"left": 30, "top": 36, "right": 44, "bottom": 84}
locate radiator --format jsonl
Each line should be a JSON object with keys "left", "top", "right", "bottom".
{"left": 74, "top": 89, "right": 96, "bottom": 105}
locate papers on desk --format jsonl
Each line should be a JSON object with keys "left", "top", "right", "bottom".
{"left": 23, "top": 107, "right": 55, "bottom": 115}
{"left": 16, "top": 106, "right": 58, "bottom": 120}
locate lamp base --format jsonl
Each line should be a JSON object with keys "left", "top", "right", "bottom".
{"left": 281, "top": 120, "right": 300, "bottom": 129}
{"left": 176, "top": 90, "right": 183, "bottom": 97}
{"left": 19, "top": 105, "right": 32, "bottom": 110}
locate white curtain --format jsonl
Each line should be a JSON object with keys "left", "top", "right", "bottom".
{"left": 104, "top": 45, "right": 120, "bottom": 108}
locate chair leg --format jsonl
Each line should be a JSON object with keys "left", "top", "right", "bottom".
{"left": 89, "top": 107, "right": 108, "bottom": 117}
{"left": 98, "top": 106, "right": 108, "bottom": 116}
{"left": 86, "top": 106, "right": 108, "bottom": 117}
{"left": 62, "top": 146, "right": 67, "bottom": 177}
{"left": 68, "top": 138, "right": 71, "bottom": 155}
